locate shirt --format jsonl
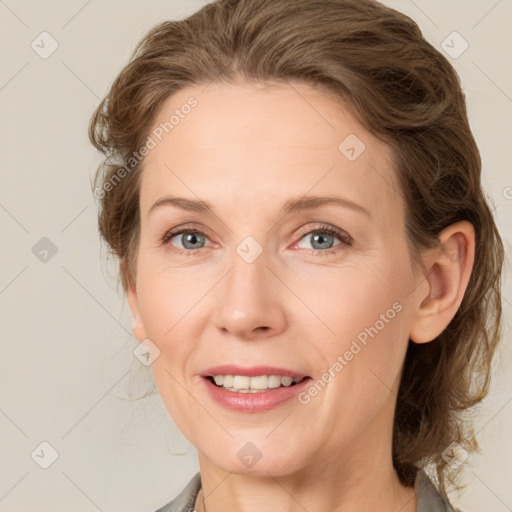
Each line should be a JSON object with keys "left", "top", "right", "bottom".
{"left": 154, "top": 469, "right": 460, "bottom": 512}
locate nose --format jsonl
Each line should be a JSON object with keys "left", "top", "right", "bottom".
{"left": 212, "top": 246, "right": 287, "bottom": 341}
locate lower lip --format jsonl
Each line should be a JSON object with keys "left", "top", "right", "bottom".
{"left": 201, "top": 377, "right": 311, "bottom": 413}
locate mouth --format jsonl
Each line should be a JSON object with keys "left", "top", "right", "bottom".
{"left": 205, "top": 374, "right": 308, "bottom": 393}
{"left": 199, "top": 365, "right": 312, "bottom": 412}
{"left": 201, "top": 371, "right": 313, "bottom": 412}
{"left": 200, "top": 365, "right": 311, "bottom": 392}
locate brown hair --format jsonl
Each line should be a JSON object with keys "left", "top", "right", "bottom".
{"left": 89, "top": 0, "right": 504, "bottom": 496}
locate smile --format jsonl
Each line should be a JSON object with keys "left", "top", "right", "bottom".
{"left": 208, "top": 374, "right": 306, "bottom": 393}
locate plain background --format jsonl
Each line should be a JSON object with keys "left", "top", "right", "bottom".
{"left": 0, "top": 0, "right": 511, "bottom": 510}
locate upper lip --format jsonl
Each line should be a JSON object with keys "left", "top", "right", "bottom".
{"left": 200, "top": 365, "right": 309, "bottom": 379}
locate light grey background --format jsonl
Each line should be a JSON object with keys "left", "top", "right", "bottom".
{"left": 0, "top": 1, "right": 510, "bottom": 511}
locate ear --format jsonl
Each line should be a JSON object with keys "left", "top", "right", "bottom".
{"left": 123, "top": 260, "right": 147, "bottom": 342}
{"left": 409, "top": 220, "right": 475, "bottom": 344}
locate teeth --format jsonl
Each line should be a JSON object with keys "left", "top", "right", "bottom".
{"left": 233, "top": 375, "right": 250, "bottom": 389}
{"left": 246, "top": 375, "right": 268, "bottom": 390}
{"left": 213, "top": 375, "right": 224, "bottom": 386}
{"left": 268, "top": 375, "right": 282, "bottom": 389}
{"left": 281, "top": 376, "right": 293, "bottom": 387}
{"left": 210, "top": 374, "right": 305, "bottom": 393}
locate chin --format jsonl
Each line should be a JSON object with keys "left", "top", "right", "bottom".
{"left": 200, "top": 438, "right": 310, "bottom": 477}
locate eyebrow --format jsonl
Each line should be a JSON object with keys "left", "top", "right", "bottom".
{"left": 148, "top": 194, "right": 370, "bottom": 218}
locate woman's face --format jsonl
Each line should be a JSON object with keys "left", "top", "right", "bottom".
{"left": 127, "top": 81, "right": 423, "bottom": 477}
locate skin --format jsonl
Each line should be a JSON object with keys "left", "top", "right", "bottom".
{"left": 126, "top": 81, "right": 475, "bottom": 512}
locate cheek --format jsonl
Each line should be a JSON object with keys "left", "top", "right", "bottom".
{"left": 136, "top": 265, "right": 200, "bottom": 432}
{"left": 297, "top": 262, "right": 405, "bottom": 343}
{"left": 149, "top": 361, "right": 198, "bottom": 444}
{"left": 300, "top": 260, "right": 411, "bottom": 397}
{"left": 135, "top": 266, "right": 200, "bottom": 411}
{"left": 136, "top": 259, "right": 202, "bottom": 338}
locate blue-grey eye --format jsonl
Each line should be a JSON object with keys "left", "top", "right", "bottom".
{"left": 309, "top": 232, "right": 336, "bottom": 250}
{"left": 297, "top": 230, "right": 343, "bottom": 251}
{"left": 173, "top": 231, "right": 207, "bottom": 250}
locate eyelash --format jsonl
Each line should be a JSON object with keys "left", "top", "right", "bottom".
{"left": 160, "top": 223, "right": 352, "bottom": 257}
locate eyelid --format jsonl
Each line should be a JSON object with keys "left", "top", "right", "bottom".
{"left": 161, "top": 222, "right": 353, "bottom": 255}
{"left": 160, "top": 222, "right": 214, "bottom": 247}
{"left": 293, "top": 223, "right": 352, "bottom": 245}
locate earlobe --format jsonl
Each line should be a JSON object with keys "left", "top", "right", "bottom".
{"left": 409, "top": 221, "right": 475, "bottom": 344}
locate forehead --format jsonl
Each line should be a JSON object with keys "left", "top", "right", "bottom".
{"left": 139, "top": 81, "right": 401, "bottom": 219}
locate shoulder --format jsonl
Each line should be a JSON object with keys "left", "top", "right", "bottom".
{"left": 154, "top": 472, "right": 202, "bottom": 512}
{"left": 415, "top": 469, "right": 462, "bottom": 512}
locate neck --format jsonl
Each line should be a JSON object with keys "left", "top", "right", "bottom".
{"left": 195, "top": 415, "right": 417, "bottom": 512}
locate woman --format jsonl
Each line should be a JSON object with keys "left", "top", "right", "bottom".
{"left": 88, "top": 0, "right": 504, "bottom": 510}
